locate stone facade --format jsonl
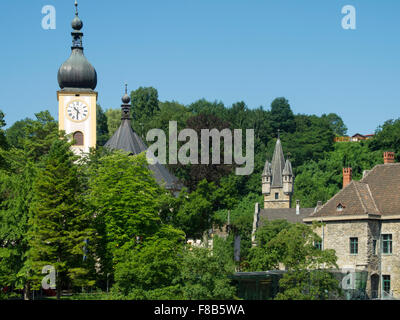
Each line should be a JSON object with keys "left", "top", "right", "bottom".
{"left": 304, "top": 160, "right": 400, "bottom": 299}
{"left": 263, "top": 188, "right": 291, "bottom": 209}
{"left": 310, "top": 218, "right": 400, "bottom": 299}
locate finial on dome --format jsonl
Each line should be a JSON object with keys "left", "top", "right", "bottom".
{"left": 72, "top": 1, "right": 83, "bottom": 31}
{"left": 122, "top": 84, "right": 131, "bottom": 104}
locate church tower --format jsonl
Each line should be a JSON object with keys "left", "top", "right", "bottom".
{"left": 261, "top": 137, "right": 294, "bottom": 209}
{"left": 57, "top": 1, "right": 97, "bottom": 154}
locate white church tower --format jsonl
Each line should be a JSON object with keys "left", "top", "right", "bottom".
{"left": 57, "top": 1, "right": 97, "bottom": 154}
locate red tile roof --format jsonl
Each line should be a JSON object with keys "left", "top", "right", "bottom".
{"left": 309, "top": 163, "right": 400, "bottom": 218}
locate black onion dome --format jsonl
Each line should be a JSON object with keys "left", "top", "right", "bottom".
{"left": 58, "top": 50, "right": 97, "bottom": 90}
{"left": 57, "top": 1, "right": 97, "bottom": 90}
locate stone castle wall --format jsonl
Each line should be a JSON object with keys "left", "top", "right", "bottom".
{"left": 264, "top": 188, "right": 291, "bottom": 209}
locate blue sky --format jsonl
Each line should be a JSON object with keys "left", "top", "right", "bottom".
{"left": 1, "top": 0, "right": 400, "bottom": 135}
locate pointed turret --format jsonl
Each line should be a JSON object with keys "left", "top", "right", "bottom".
{"left": 283, "top": 159, "right": 294, "bottom": 194}
{"left": 262, "top": 160, "right": 272, "bottom": 195}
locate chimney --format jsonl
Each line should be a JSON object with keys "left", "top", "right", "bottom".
{"left": 296, "top": 200, "right": 300, "bottom": 215}
{"left": 343, "top": 168, "right": 352, "bottom": 189}
{"left": 384, "top": 152, "right": 395, "bottom": 164}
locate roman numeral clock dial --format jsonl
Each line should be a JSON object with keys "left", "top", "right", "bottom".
{"left": 66, "top": 100, "right": 89, "bottom": 122}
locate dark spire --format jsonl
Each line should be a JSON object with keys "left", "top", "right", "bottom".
{"left": 104, "top": 89, "right": 182, "bottom": 192}
{"left": 270, "top": 138, "right": 286, "bottom": 187}
{"left": 57, "top": 1, "right": 97, "bottom": 91}
{"left": 121, "top": 84, "right": 131, "bottom": 120}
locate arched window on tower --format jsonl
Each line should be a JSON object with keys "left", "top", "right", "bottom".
{"left": 73, "top": 131, "right": 84, "bottom": 146}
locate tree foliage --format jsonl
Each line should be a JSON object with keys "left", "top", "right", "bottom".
{"left": 28, "top": 137, "right": 96, "bottom": 298}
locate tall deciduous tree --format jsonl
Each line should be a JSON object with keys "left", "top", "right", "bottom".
{"left": 96, "top": 105, "right": 109, "bottom": 146}
{"left": 130, "top": 87, "right": 160, "bottom": 138}
{"left": 87, "top": 151, "right": 163, "bottom": 285}
{"left": 175, "top": 239, "right": 236, "bottom": 300}
{"left": 28, "top": 137, "right": 95, "bottom": 299}
{"left": 269, "top": 98, "right": 295, "bottom": 135}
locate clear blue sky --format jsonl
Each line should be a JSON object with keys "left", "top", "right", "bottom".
{"left": 1, "top": 0, "right": 400, "bottom": 135}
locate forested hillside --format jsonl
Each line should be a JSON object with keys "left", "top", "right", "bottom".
{"left": 1, "top": 87, "right": 399, "bottom": 299}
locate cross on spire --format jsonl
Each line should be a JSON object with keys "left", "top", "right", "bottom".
{"left": 75, "top": 1, "right": 79, "bottom": 15}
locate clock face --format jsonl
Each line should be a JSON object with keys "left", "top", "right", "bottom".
{"left": 66, "top": 100, "right": 89, "bottom": 122}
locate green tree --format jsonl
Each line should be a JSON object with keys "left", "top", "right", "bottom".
{"left": 105, "top": 108, "right": 122, "bottom": 137}
{"left": 0, "top": 111, "right": 9, "bottom": 168}
{"left": 131, "top": 87, "right": 160, "bottom": 137}
{"left": 97, "top": 105, "right": 109, "bottom": 146}
{"left": 282, "top": 114, "right": 335, "bottom": 167}
{"left": 369, "top": 118, "right": 400, "bottom": 159}
{"left": 5, "top": 118, "right": 30, "bottom": 150}
{"left": 176, "top": 240, "right": 236, "bottom": 300}
{"left": 246, "top": 219, "right": 291, "bottom": 271}
{"left": 112, "top": 225, "right": 185, "bottom": 299}
{"left": 321, "top": 113, "right": 348, "bottom": 136}
{"left": 188, "top": 99, "right": 227, "bottom": 118}
{"left": 269, "top": 98, "right": 295, "bottom": 135}
{"left": 87, "top": 151, "right": 163, "bottom": 285}
{"left": 0, "top": 151, "right": 36, "bottom": 300}
{"left": 28, "top": 137, "right": 95, "bottom": 299}
{"left": 271, "top": 223, "right": 339, "bottom": 300}
{"left": 21, "top": 111, "right": 59, "bottom": 162}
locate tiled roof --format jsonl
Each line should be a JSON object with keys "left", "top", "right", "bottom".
{"left": 309, "top": 163, "right": 400, "bottom": 218}
{"left": 104, "top": 119, "right": 182, "bottom": 191}
{"left": 258, "top": 208, "right": 315, "bottom": 225}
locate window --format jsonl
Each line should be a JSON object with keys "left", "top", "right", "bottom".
{"left": 314, "top": 241, "right": 322, "bottom": 250}
{"left": 350, "top": 237, "right": 358, "bottom": 254}
{"left": 373, "top": 240, "right": 377, "bottom": 255}
{"left": 382, "top": 234, "right": 392, "bottom": 254}
{"left": 73, "top": 131, "right": 84, "bottom": 146}
{"left": 383, "top": 275, "right": 391, "bottom": 294}
{"left": 275, "top": 193, "right": 279, "bottom": 200}
{"left": 337, "top": 203, "right": 345, "bottom": 212}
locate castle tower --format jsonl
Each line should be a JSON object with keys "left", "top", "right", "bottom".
{"left": 57, "top": 1, "right": 98, "bottom": 155}
{"left": 261, "top": 138, "right": 293, "bottom": 209}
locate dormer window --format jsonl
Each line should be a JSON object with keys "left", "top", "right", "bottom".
{"left": 337, "top": 203, "right": 345, "bottom": 212}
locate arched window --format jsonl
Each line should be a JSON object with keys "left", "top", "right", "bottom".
{"left": 73, "top": 131, "right": 84, "bottom": 146}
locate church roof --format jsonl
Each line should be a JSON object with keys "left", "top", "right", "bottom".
{"left": 104, "top": 90, "right": 182, "bottom": 192}
{"left": 307, "top": 163, "right": 400, "bottom": 219}
{"left": 104, "top": 119, "right": 146, "bottom": 155}
{"left": 258, "top": 208, "right": 315, "bottom": 225}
